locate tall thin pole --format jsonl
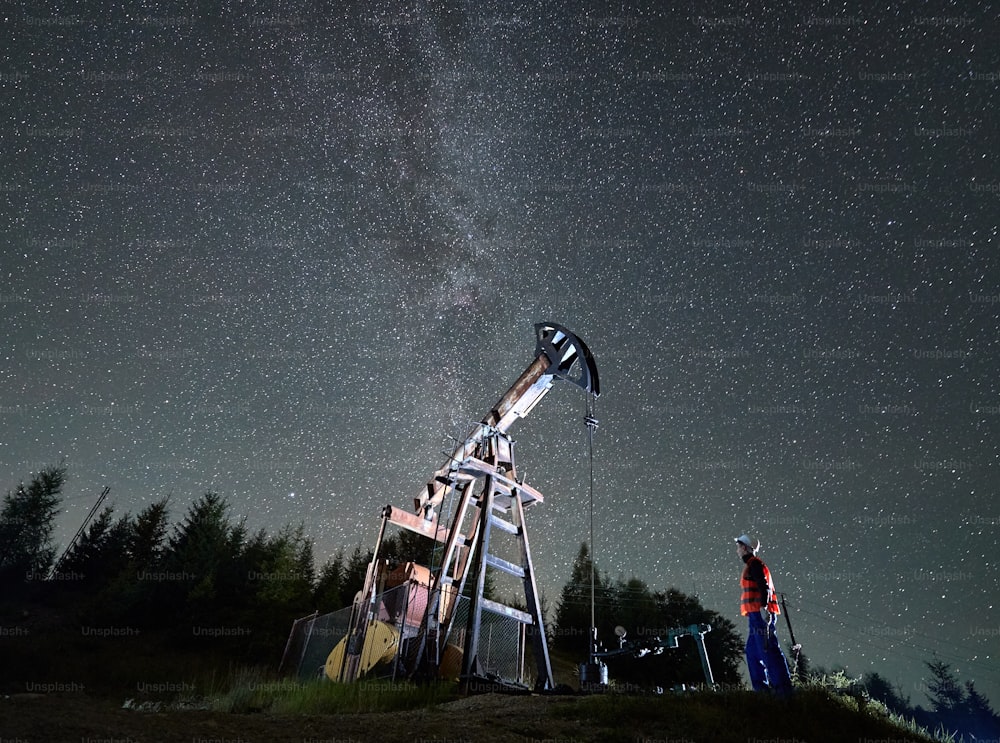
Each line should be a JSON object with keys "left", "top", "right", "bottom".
{"left": 585, "top": 397, "right": 599, "bottom": 659}
{"left": 50, "top": 486, "right": 109, "bottom": 578}
{"left": 780, "top": 593, "right": 802, "bottom": 678}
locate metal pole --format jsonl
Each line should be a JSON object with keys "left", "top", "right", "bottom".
{"left": 779, "top": 593, "right": 802, "bottom": 677}
{"left": 586, "top": 401, "right": 598, "bottom": 662}
{"left": 689, "top": 624, "right": 716, "bottom": 687}
{"left": 50, "top": 486, "right": 110, "bottom": 578}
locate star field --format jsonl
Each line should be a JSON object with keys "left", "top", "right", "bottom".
{"left": 2, "top": 1, "right": 998, "bottom": 702}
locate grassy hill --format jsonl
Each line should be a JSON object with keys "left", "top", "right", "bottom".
{"left": 1, "top": 676, "right": 942, "bottom": 743}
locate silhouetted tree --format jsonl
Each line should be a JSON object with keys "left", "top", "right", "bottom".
{"left": 58, "top": 505, "right": 136, "bottom": 594}
{"left": 911, "top": 659, "right": 1000, "bottom": 741}
{"left": 314, "top": 548, "right": 346, "bottom": 610}
{"left": 0, "top": 465, "right": 65, "bottom": 589}
{"left": 963, "top": 680, "right": 1000, "bottom": 740}
{"left": 155, "top": 492, "right": 245, "bottom": 629}
{"left": 552, "top": 541, "right": 608, "bottom": 654}
{"left": 128, "top": 497, "right": 170, "bottom": 572}
{"left": 57, "top": 505, "right": 116, "bottom": 579}
{"left": 232, "top": 522, "right": 316, "bottom": 657}
{"left": 925, "top": 659, "right": 965, "bottom": 714}
{"left": 75, "top": 497, "right": 173, "bottom": 620}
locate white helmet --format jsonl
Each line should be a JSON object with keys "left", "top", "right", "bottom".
{"left": 735, "top": 534, "right": 760, "bottom": 552}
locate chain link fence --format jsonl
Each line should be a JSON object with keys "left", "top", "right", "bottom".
{"left": 280, "top": 583, "right": 531, "bottom": 686}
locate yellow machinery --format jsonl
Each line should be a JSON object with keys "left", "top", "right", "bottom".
{"left": 324, "top": 619, "right": 400, "bottom": 680}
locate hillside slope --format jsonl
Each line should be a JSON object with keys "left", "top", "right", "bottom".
{"left": 0, "top": 687, "right": 936, "bottom": 743}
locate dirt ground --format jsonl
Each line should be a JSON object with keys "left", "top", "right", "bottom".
{"left": 0, "top": 691, "right": 595, "bottom": 743}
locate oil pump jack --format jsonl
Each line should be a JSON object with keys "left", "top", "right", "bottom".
{"left": 317, "top": 323, "right": 599, "bottom": 691}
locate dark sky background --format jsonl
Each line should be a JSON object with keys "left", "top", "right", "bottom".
{"left": 3, "top": 1, "right": 998, "bottom": 703}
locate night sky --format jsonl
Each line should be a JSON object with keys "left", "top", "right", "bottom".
{"left": 3, "top": 2, "right": 998, "bottom": 703}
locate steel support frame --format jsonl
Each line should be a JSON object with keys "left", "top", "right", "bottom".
{"left": 325, "top": 324, "right": 597, "bottom": 687}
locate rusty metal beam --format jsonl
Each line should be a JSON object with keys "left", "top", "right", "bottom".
{"left": 383, "top": 505, "right": 449, "bottom": 544}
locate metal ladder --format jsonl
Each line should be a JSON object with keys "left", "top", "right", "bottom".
{"left": 423, "top": 430, "right": 554, "bottom": 690}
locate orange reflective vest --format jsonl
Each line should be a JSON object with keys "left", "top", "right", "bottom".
{"left": 740, "top": 556, "right": 781, "bottom": 615}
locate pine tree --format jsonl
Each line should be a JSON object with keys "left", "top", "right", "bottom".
{"left": 963, "top": 680, "right": 1000, "bottom": 739}
{"left": 57, "top": 505, "right": 134, "bottom": 588}
{"left": 157, "top": 492, "right": 243, "bottom": 626}
{"left": 58, "top": 505, "right": 115, "bottom": 577}
{"left": 553, "top": 541, "right": 608, "bottom": 654}
{"left": 924, "top": 659, "right": 966, "bottom": 713}
{"left": 965, "top": 680, "right": 997, "bottom": 717}
{"left": 230, "top": 522, "right": 316, "bottom": 656}
{"left": 314, "top": 549, "right": 346, "bottom": 610}
{"left": 920, "top": 658, "right": 968, "bottom": 739}
{"left": 244, "top": 523, "right": 314, "bottom": 609}
{"left": 128, "top": 497, "right": 170, "bottom": 572}
{"left": 0, "top": 465, "right": 66, "bottom": 588}
{"left": 85, "top": 497, "right": 172, "bottom": 621}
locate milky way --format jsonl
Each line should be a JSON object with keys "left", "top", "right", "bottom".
{"left": 2, "top": 2, "right": 998, "bottom": 701}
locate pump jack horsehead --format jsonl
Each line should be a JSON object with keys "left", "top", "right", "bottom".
{"left": 322, "top": 323, "right": 600, "bottom": 691}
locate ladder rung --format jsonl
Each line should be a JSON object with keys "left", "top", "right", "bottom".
{"left": 488, "top": 515, "right": 519, "bottom": 535}
{"left": 481, "top": 598, "right": 533, "bottom": 624}
{"left": 485, "top": 554, "right": 525, "bottom": 578}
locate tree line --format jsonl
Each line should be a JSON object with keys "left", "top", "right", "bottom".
{"left": 0, "top": 466, "right": 740, "bottom": 677}
{"left": 1, "top": 465, "right": 997, "bottom": 741}
{"left": 0, "top": 466, "right": 501, "bottom": 660}
{"left": 858, "top": 661, "right": 999, "bottom": 741}
{"left": 1, "top": 466, "right": 314, "bottom": 659}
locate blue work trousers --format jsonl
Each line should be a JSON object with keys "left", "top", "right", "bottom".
{"left": 745, "top": 611, "right": 793, "bottom": 693}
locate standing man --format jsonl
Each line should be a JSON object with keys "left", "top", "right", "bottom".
{"left": 735, "top": 534, "right": 793, "bottom": 693}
